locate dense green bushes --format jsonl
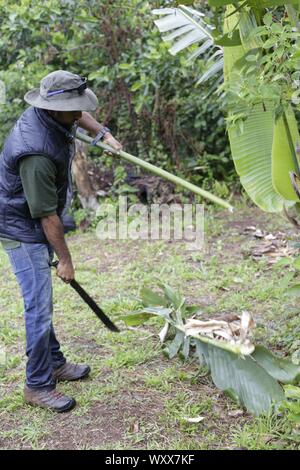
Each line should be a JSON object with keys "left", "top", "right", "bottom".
{"left": 0, "top": 0, "right": 234, "bottom": 190}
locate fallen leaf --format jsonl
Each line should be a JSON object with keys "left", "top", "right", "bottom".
{"left": 183, "top": 416, "right": 205, "bottom": 423}
{"left": 159, "top": 321, "right": 169, "bottom": 343}
{"left": 183, "top": 313, "right": 255, "bottom": 355}
{"left": 254, "top": 229, "right": 264, "bottom": 238}
{"left": 252, "top": 243, "right": 277, "bottom": 256}
{"left": 130, "top": 421, "right": 139, "bottom": 433}
{"left": 240, "top": 311, "right": 255, "bottom": 342}
{"left": 264, "top": 233, "right": 277, "bottom": 241}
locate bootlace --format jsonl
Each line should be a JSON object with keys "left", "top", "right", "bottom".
{"left": 49, "top": 390, "right": 65, "bottom": 399}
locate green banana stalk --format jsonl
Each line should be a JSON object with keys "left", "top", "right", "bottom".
{"left": 76, "top": 131, "right": 234, "bottom": 211}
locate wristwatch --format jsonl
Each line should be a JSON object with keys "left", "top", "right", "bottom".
{"left": 91, "top": 127, "right": 111, "bottom": 146}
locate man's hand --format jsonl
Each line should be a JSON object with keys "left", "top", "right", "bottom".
{"left": 56, "top": 257, "right": 75, "bottom": 283}
{"left": 41, "top": 214, "right": 75, "bottom": 283}
{"left": 103, "top": 133, "right": 123, "bottom": 152}
{"left": 77, "top": 112, "right": 123, "bottom": 152}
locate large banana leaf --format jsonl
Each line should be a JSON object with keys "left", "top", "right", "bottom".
{"left": 224, "top": 6, "right": 296, "bottom": 211}
{"left": 195, "top": 341, "right": 284, "bottom": 416}
{"left": 223, "top": 9, "right": 286, "bottom": 211}
{"left": 228, "top": 104, "right": 288, "bottom": 212}
{"left": 252, "top": 346, "right": 300, "bottom": 384}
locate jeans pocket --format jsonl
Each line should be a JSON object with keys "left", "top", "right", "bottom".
{"left": 5, "top": 245, "right": 23, "bottom": 274}
{"left": 7, "top": 243, "right": 50, "bottom": 275}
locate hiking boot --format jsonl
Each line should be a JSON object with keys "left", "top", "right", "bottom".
{"left": 24, "top": 385, "right": 76, "bottom": 413}
{"left": 53, "top": 362, "right": 91, "bottom": 382}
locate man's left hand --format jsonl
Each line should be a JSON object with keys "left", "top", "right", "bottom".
{"left": 103, "top": 133, "right": 123, "bottom": 152}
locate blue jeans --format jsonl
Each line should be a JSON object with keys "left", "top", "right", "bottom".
{"left": 5, "top": 242, "right": 66, "bottom": 390}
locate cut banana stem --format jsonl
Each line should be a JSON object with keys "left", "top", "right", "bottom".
{"left": 76, "top": 131, "right": 234, "bottom": 211}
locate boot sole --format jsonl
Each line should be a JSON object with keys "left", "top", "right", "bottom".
{"left": 24, "top": 398, "right": 77, "bottom": 413}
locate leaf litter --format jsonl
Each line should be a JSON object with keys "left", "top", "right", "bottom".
{"left": 242, "top": 226, "right": 297, "bottom": 264}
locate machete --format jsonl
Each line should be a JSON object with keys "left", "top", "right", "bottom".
{"left": 50, "top": 260, "right": 119, "bottom": 333}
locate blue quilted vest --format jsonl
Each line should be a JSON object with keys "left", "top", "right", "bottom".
{"left": 0, "top": 107, "right": 75, "bottom": 243}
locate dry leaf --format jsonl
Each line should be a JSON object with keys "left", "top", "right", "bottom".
{"left": 132, "top": 421, "right": 139, "bottom": 433}
{"left": 159, "top": 321, "right": 169, "bottom": 343}
{"left": 240, "top": 311, "right": 255, "bottom": 342}
{"left": 264, "top": 233, "right": 277, "bottom": 241}
{"left": 183, "top": 416, "right": 205, "bottom": 423}
{"left": 254, "top": 229, "right": 264, "bottom": 238}
{"left": 183, "top": 312, "right": 255, "bottom": 355}
{"left": 228, "top": 409, "right": 244, "bottom": 417}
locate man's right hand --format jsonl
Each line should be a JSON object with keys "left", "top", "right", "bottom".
{"left": 56, "top": 258, "right": 75, "bottom": 283}
{"left": 41, "top": 214, "right": 74, "bottom": 283}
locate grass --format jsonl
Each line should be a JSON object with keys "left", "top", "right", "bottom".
{"left": 0, "top": 203, "right": 300, "bottom": 449}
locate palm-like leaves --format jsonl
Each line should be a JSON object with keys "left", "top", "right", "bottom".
{"left": 152, "top": 5, "right": 223, "bottom": 85}
{"left": 153, "top": 3, "right": 300, "bottom": 213}
{"left": 223, "top": 5, "right": 299, "bottom": 211}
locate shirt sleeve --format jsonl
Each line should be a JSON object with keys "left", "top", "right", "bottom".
{"left": 19, "top": 155, "right": 58, "bottom": 219}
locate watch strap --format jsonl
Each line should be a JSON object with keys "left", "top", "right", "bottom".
{"left": 91, "top": 127, "right": 111, "bottom": 146}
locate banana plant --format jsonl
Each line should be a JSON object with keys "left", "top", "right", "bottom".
{"left": 152, "top": 2, "right": 300, "bottom": 213}
{"left": 122, "top": 284, "right": 300, "bottom": 415}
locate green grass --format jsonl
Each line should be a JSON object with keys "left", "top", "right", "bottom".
{"left": 0, "top": 204, "right": 300, "bottom": 449}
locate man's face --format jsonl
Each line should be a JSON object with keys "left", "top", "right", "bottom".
{"left": 48, "top": 110, "right": 82, "bottom": 127}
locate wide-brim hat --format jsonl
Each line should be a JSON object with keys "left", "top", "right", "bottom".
{"left": 24, "top": 70, "right": 98, "bottom": 112}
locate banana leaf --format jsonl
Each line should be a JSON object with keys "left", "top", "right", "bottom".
{"left": 224, "top": 6, "right": 296, "bottom": 211}
{"left": 228, "top": 104, "right": 287, "bottom": 212}
{"left": 206, "top": 344, "right": 285, "bottom": 415}
{"left": 140, "top": 287, "right": 168, "bottom": 307}
{"left": 152, "top": 6, "right": 223, "bottom": 82}
{"left": 252, "top": 346, "right": 300, "bottom": 384}
{"left": 164, "top": 330, "right": 186, "bottom": 359}
{"left": 152, "top": 4, "right": 299, "bottom": 212}
{"left": 123, "top": 284, "right": 300, "bottom": 415}
{"left": 121, "top": 307, "right": 172, "bottom": 326}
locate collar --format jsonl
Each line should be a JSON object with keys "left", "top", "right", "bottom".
{"left": 34, "top": 107, "right": 75, "bottom": 143}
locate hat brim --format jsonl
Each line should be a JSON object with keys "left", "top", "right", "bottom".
{"left": 24, "top": 88, "right": 98, "bottom": 112}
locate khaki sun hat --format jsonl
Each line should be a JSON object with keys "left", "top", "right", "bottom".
{"left": 24, "top": 70, "right": 98, "bottom": 111}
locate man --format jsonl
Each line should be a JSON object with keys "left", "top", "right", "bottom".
{"left": 0, "top": 70, "right": 122, "bottom": 412}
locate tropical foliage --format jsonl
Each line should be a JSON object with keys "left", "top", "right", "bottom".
{"left": 0, "top": 0, "right": 234, "bottom": 193}
{"left": 152, "top": 1, "right": 300, "bottom": 212}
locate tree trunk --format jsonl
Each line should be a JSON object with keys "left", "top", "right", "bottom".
{"left": 73, "top": 139, "right": 99, "bottom": 212}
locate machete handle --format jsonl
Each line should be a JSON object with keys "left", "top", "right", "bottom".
{"left": 50, "top": 260, "right": 59, "bottom": 268}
